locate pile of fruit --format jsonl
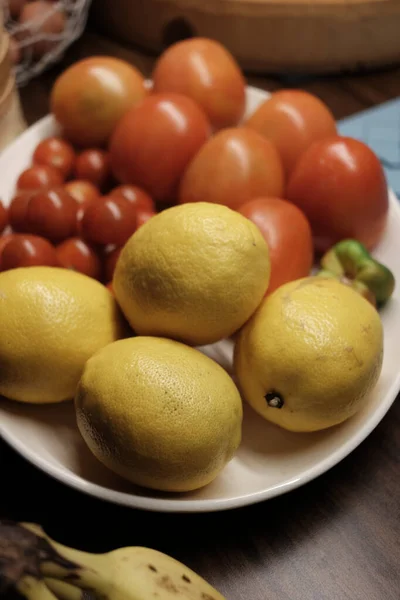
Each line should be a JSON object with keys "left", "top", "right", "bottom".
{"left": 0, "top": 38, "right": 396, "bottom": 495}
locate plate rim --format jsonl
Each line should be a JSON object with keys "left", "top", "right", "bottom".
{"left": 0, "top": 87, "right": 399, "bottom": 513}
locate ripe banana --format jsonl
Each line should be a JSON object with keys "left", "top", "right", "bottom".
{"left": 0, "top": 520, "right": 226, "bottom": 600}
{"left": 17, "top": 576, "right": 59, "bottom": 600}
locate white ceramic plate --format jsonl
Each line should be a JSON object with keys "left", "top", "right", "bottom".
{"left": 0, "top": 87, "right": 399, "bottom": 513}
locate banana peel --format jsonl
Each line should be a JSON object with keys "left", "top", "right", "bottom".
{"left": 315, "top": 239, "right": 395, "bottom": 308}
{"left": 0, "top": 521, "right": 226, "bottom": 600}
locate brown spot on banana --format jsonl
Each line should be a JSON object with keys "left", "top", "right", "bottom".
{"left": 157, "top": 574, "right": 179, "bottom": 593}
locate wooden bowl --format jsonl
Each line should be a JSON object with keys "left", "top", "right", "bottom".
{"left": 91, "top": 0, "right": 400, "bottom": 73}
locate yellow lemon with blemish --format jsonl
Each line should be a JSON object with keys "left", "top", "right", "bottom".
{"left": 234, "top": 277, "right": 383, "bottom": 432}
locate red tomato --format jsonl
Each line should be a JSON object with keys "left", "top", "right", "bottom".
{"left": 64, "top": 180, "right": 100, "bottom": 205}
{"left": 17, "top": 165, "right": 64, "bottom": 190}
{"left": 136, "top": 208, "right": 156, "bottom": 229}
{"left": 238, "top": 197, "right": 314, "bottom": 294}
{"left": 0, "top": 235, "right": 59, "bottom": 271}
{"left": 109, "top": 93, "right": 211, "bottom": 203}
{"left": 110, "top": 185, "right": 155, "bottom": 212}
{"left": 0, "top": 234, "right": 14, "bottom": 261}
{"left": 81, "top": 196, "right": 137, "bottom": 246}
{"left": 26, "top": 188, "right": 78, "bottom": 242}
{"left": 33, "top": 137, "right": 76, "bottom": 178}
{"left": 56, "top": 237, "right": 102, "bottom": 280}
{"left": 74, "top": 150, "right": 111, "bottom": 190}
{"left": 8, "top": 192, "right": 34, "bottom": 232}
{"left": 287, "top": 136, "right": 389, "bottom": 252}
{"left": 152, "top": 38, "right": 246, "bottom": 130}
{"left": 104, "top": 246, "right": 122, "bottom": 282}
{"left": 179, "top": 127, "right": 284, "bottom": 210}
{"left": 246, "top": 90, "right": 337, "bottom": 179}
{"left": 50, "top": 57, "right": 148, "bottom": 147}
{"left": 0, "top": 200, "right": 8, "bottom": 233}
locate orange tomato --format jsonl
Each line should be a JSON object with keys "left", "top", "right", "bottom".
{"left": 239, "top": 197, "right": 314, "bottom": 294}
{"left": 51, "top": 57, "right": 147, "bottom": 147}
{"left": 110, "top": 93, "right": 211, "bottom": 203}
{"left": 287, "top": 136, "right": 389, "bottom": 253}
{"left": 245, "top": 90, "right": 337, "bottom": 179}
{"left": 152, "top": 38, "right": 246, "bottom": 130}
{"left": 179, "top": 127, "right": 284, "bottom": 210}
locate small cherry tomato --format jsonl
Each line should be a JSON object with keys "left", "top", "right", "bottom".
{"left": 81, "top": 196, "right": 137, "bottom": 246}
{"left": 238, "top": 197, "right": 314, "bottom": 295}
{"left": 152, "top": 38, "right": 246, "bottom": 130}
{"left": 56, "top": 237, "right": 102, "bottom": 279}
{"left": 0, "top": 200, "right": 8, "bottom": 233}
{"left": 110, "top": 185, "right": 155, "bottom": 212}
{"left": 64, "top": 180, "right": 100, "bottom": 205}
{"left": 8, "top": 192, "right": 34, "bottom": 232}
{"left": 109, "top": 93, "right": 211, "bottom": 203}
{"left": 179, "top": 127, "right": 284, "bottom": 210}
{"left": 50, "top": 56, "right": 148, "bottom": 147}
{"left": 245, "top": 90, "right": 337, "bottom": 179}
{"left": 17, "top": 164, "right": 64, "bottom": 191}
{"left": 74, "top": 150, "right": 112, "bottom": 190}
{"left": 287, "top": 136, "right": 389, "bottom": 252}
{"left": 26, "top": 188, "right": 78, "bottom": 242}
{"left": 33, "top": 136, "right": 76, "bottom": 178}
{"left": 136, "top": 208, "right": 156, "bottom": 229}
{"left": 104, "top": 246, "right": 122, "bottom": 282}
{"left": 0, "top": 234, "right": 59, "bottom": 271}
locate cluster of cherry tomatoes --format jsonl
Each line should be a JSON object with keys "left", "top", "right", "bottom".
{"left": 0, "top": 37, "right": 390, "bottom": 294}
{"left": 0, "top": 137, "right": 156, "bottom": 286}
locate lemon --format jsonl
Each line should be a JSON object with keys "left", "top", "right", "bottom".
{"left": 113, "top": 202, "right": 270, "bottom": 346}
{"left": 0, "top": 267, "right": 127, "bottom": 404}
{"left": 75, "top": 336, "right": 243, "bottom": 492}
{"left": 234, "top": 277, "right": 383, "bottom": 432}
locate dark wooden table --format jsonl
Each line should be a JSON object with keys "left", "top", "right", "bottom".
{"left": 1, "top": 29, "right": 400, "bottom": 600}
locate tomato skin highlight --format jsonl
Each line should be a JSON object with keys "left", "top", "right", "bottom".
{"left": 109, "top": 93, "right": 212, "bottom": 203}
{"left": 239, "top": 197, "right": 314, "bottom": 295}
{"left": 33, "top": 137, "right": 76, "bottom": 179}
{"left": 246, "top": 90, "right": 337, "bottom": 179}
{"left": 287, "top": 136, "right": 389, "bottom": 253}
{"left": 110, "top": 185, "right": 155, "bottom": 213}
{"left": 26, "top": 188, "right": 79, "bottom": 242}
{"left": 80, "top": 196, "right": 137, "bottom": 246}
{"left": 51, "top": 57, "right": 148, "bottom": 147}
{"left": 152, "top": 37, "right": 246, "bottom": 131}
{"left": 56, "top": 237, "right": 103, "bottom": 280}
{"left": 179, "top": 127, "right": 284, "bottom": 210}
{"left": 74, "top": 150, "right": 112, "bottom": 191}
{"left": 0, "top": 235, "right": 59, "bottom": 271}
{"left": 17, "top": 165, "right": 64, "bottom": 191}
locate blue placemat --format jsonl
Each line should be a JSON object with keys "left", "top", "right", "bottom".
{"left": 339, "top": 98, "right": 400, "bottom": 198}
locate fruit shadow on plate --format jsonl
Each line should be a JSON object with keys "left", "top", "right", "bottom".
{"left": 0, "top": 397, "right": 206, "bottom": 499}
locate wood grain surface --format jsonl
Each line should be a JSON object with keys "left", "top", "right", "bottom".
{"left": 1, "top": 28, "right": 399, "bottom": 600}
{"left": 90, "top": 0, "right": 400, "bottom": 73}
